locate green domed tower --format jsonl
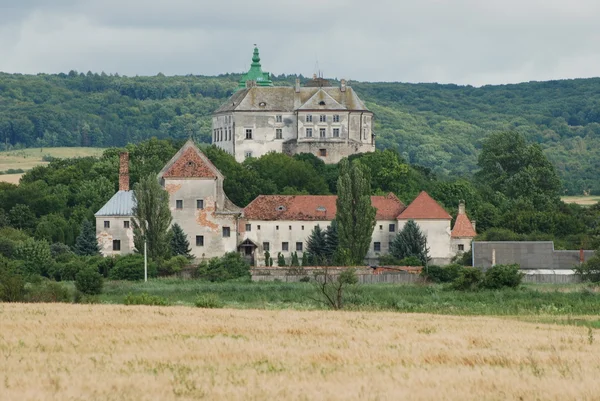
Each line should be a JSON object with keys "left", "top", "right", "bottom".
{"left": 238, "top": 46, "right": 273, "bottom": 89}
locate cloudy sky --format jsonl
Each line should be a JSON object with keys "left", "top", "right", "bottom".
{"left": 1, "top": 0, "right": 599, "bottom": 86}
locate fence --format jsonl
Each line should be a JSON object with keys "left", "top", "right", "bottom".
{"left": 522, "top": 274, "right": 582, "bottom": 284}
{"left": 251, "top": 266, "right": 423, "bottom": 284}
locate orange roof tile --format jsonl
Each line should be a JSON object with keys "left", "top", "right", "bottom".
{"left": 451, "top": 213, "right": 477, "bottom": 238}
{"left": 397, "top": 191, "right": 451, "bottom": 220}
{"left": 243, "top": 193, "right": 405, "bottom": 221}
{"left": 162, "top": 147, "right": 217, "bottom": 178}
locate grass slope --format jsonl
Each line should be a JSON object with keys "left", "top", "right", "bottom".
{"left": 2, "top": 303, "right": 600, "bottom": 401}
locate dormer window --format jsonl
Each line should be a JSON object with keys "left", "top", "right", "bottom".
{"left": 259, "top": 101, "right": 266, "bottom": 107}
{"left": 276, "top": 205, "right": 286, "bottom": 211}
{"left": 186, "top": 161, "right": 195, "bottom": 168}
{"left": 319, "top": 101, "right": 326, "bottom": 106}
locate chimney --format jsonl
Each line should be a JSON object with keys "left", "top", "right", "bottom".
{"left": 471, "top": 220, "right": 477, "bottom": 233}
{"left": 340, "top": 79, "right": 347, "bottom": 92}
{"left": 458, "top": 200, "right": 466, "bottom": 215}
{"left": 295, "top": 78, "right": 300, "bottom": 93}
{"left": 119, "top": 152, "right": 129, "bottom": 191}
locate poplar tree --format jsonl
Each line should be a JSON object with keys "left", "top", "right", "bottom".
{"left": 74, "top": 219, "right": 100, "bottom": 256}
{"left": 169, "top": 223, "right": 192, "bottom": 258}
{"left": 390, "top": 219, "right": 429, "bottom": 265}
{"left": 335, "top": 159, "right": 376, "bottom": 265}
{"left": 132, "top": 174, "right": 172, "bottom": 260}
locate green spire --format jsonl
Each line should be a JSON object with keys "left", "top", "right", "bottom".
{"left": 238, "top": 46, "right": 273, "bottom": 89}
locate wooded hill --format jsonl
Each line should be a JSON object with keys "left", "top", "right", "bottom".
{"left": 1, "top": 71, "right": 599, "bottom": 194}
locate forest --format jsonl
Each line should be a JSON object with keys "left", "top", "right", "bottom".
{"left": 1, "top": 71, "right": 599, "bottom": 194}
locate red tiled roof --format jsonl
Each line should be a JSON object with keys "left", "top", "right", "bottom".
{"left": 162, "top": 147, "right": 217, "bottom": 178}
{"left": 243, "top": 193, "right": 405, "bottom": 221}
{"left": 397, "top": 191, "right": 451, "bottom": 220}
{"left": 451, "top": 213, "right": 477, "bottom": 238}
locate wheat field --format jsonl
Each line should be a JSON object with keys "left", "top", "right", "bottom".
{"left": 1, "top": 304, "right": 599, "bottom": 401}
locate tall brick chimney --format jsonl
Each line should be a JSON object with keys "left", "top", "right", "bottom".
{"left": 119, "top": 152, "right": 129, "bottom": 191}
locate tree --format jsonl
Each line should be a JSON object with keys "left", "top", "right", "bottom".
{"left": 169, "top": 223, "right": 192, "bottom": 258}
{"left": 335, "top": 159, "right": 376, "bottom": 265}
{"left": 75, "top": 268, "right": 104, "bottom": 295}
{"left": 277, "top": 252, "right": 287, "bottom": 267}
{"left": 132, "top": 174, "right": 172, "bottom": 260}
{"left": 8, "top": 204, "right": 36, "bottom": 232}
{"left": 290, "top": 252, "right": 300, "bottom": 266}
{"left": 390, "top": 220, "right": 429, "bottom": 265}
{"left": 306, "top": 225, "right": 327, "bottom": 265}
{"left": 324, "top": 220, "right": 339, "bottom": 264}
{"left": 74, "top": 219, "right": 100, "bottom": 256}
{"left": 310, "top": 267, "right": 358, "bottom": 310}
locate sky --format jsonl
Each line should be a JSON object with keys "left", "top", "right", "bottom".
{"left": 1, "top": 0, "right": 600, "bottom": 86}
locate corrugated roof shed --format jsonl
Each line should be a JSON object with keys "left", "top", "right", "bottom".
{"left": 94, "top": 190, "right": 135, "bottom": 217}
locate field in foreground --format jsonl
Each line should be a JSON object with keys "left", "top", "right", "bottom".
{"left": 1, "top": 304, "right": 600, "bottom": 401}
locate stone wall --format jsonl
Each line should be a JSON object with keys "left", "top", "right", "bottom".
{"left": 95, "top": 216, "right": 134, "bottom": 256}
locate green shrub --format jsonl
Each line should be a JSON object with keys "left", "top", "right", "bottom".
{"left": 75, "top": 268, "right": 104, "bottom": 295}
{"left": 422, "top": 264, "right": 464, "bottom": 283}
{"left": 158, "top": 255, "right": 188, "bottom": 277}
{"left": 124, "top": 292, "right": 169, "bottom": 306}
{"left": 50, "top": 242, "right": 74, "bottom": 260}
{"left": 575, "top": 255, "right": 600, "bottom": 282}
{"left": 196, "top": 252, "right": 250, "bottom": 282}
{"left": 73, "top": 291, "right": 100, "bottom": 304}
{"left": 0, "top": 262, "right": 26, "bottom": 302}
{"left": 0, "top": 237, "right": 18, "bottom": 258}
{"left": 109, "top": 254, "right": 157, "bottom": 281}
{"left": 378, "top": 254, "right": 402, "bottom": 265}
{"left": 482, "top": 264, "right": 524, "bottom": 289}
{"left": 49, "top": 260, "right": 85, "bottom": 281}
{"left": 15, "top": 238, "right": 52, "bottom": 277}
{"left": 399, "top": 256, "right": 424, "bottom": 266}
{"left": 451, "top": 267, "right": 483, "bottom": 291}
{"left": 25, "top": 280, "right": 71, "bottom": 303}
{"left": 195, "top": 293, "right": 223, "bottom": 308}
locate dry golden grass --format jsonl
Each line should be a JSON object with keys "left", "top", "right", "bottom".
{"left": 0, "top": 147, "right": 105, "bottom": 172}
{"left": 561, "top": 196, "right": 600, "bottom": 206}
{"left": 1, "top": 304, "right": 600, "bottom": 401}
{"left": 0, "top": 173, "right": 23, "bottom": 185}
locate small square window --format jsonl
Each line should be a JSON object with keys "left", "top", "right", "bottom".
{"left": 319, "top": 115, "right": 326, "bottom": 122}
{"left": 282, "top": 242, "right": 289, "bottom": 251}
{"left": 333, "top": 128, "right": 340, "bottom": 137}
{"left": 196, "top": 236, "right": 204, "bottom": 246}
{"left": 319, "top": 149, "right": 327, "bottom": 157}
{"left": 245, "top": 129, "right": 253, "bottom": 139}
{"left": 374, "top": 242, "right": 381, "bottom": 252}
{"left": 379, "top": 225, "right": 383, "bottom": 230}
{"left": 296, "top": 242, "right": 303, "bottom": 251}
{"left": 104, "top": 221, "right": 110, "bottom": 229}
{"left": 222, "top": 227, "right": 231, "bottom": 238}
{"left": 263, "top": 242, "right": 270, "bottom": 251}
{"left": 123, "top": 220, "right": 130, "bottom": 229}
{"left": 289, "top": 225, "right": 292, "bottom": 230}
{"left": 306, "top": 115, "right": 313, "bottom": 123}
{"left": 276, "top": 128, "right": 282, "bottom": 139}
{"left": 333, "top": 115, "right": 340, "bottom": 122}
{"left": 389, "top": 224, "right": 395, "bottom": 232}
{"left": 176, "top": 200, "right": 183, "bottom": 209}
{"left": 301, "top": 225, "right": 304, "bottom": 230}
{"left": 245, "top": 223, "right": 251, "bottom": 232}
{"left": 276, "top": 225, "right": 279, "bottom": 230}
{"left": 306, "top": 128, "right": 313, "bottom": 138}
{"left": 245, "top": 151, "right": 253, "bottom": 159}
{"left": 276, "top": 115, "right": 282, "bottom": 122}
{"left": 197, "top": 199, "right": 204, "bottom": 209}
{"left": 320, "top": 128, "right": 326, "bottom": 138}
{"left": 458, "top": 244, "right": 465, "bottom": 251}
{"left": 257, "top": 225, "right": 261, "bottom": 230}
{"left": 112, "top": 240, "right": 121, "bottom": 251}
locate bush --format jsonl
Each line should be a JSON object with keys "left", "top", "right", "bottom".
{"left": 124, "top": 293, "right": 169, "bottom": 306}
{"left": 196, "top": 252, "right": 250, "bottom": 282}
{"left": 25, "top": 280, "right": 71, "bottom": 303}
{"left": 73, "top": 291, "right": 100, "bottom": 304}
{"left": 50, "top": 242, "right": 74, "bottom": 260}
{"left": 0, "top": 237, "right": 18, "bottom": 258}
{"left": 109, "top": 254, "right": 157, "bottom": 281}
{"left": 48, "top": 259, "right": 85, "bottom": 281}
{"left": 422, "top": 264, "right": 464, "bottom": 283}
{"left": 75, "top": 268, "right": 104, "bottom": 295}
{"left": 0, "top": 262, "right": 26, "bottom": 302}
{"left": 482, "top": 264, "right": 523, "bottom": 289}
{"left": 575, "top": 255, "right": 600, "bottom": 282}
{"left": 158, "top": 255, "right": 188, "bottom": 277}
{"left": 451, "top": 267, "right": 483, "bottom": 291}
{"left": 195, "top": 293, "right": 223, "bottom": 308}
{"left": 15, "top": 238, "right": 52, "bottom": 277}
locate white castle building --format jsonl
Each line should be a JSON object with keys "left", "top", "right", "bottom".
{"left": 212, "top": 47, "right": 375, "bottom": 164}
{"left": 95, "top": 141, "right": 476, "bottom": 266}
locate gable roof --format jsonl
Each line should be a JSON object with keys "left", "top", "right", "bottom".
{"left": 214, "top": 86, "right": 370, "bottom": 114}
{"left": 243, "top": 193, "right": 405, "bottom": 221}
{"left": 298, "top": 89, "right": 346, "bottom": 110}
{"left": 158, "top": 140, "right": 222, "bottom": 180}
{"left": 397, "top": 191, "right": 452, "bottom": 220}
{"left": 95, "top": 190, "right": 134, "bottom": 217}
{"left": 451, "top": 213, "right": 477, "bottom": 238}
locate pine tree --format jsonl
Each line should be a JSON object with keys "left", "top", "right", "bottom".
{"left": 132, "top": 174, "right": 172, "bottom": 260}
{"left": 74, "top": 219, "right": 100, "bottom": 256}
{"left": 390, "top": 220, "right": 429, "bottom": 265}
{"left": 306, "top": 225, "right": 327, "bottom": 265}
{"left": 335, "top": 159, "right": 376, "bottom": 265}
{"left": 290, "top": 252, "right": 300, "bottom": 266}
{"left": 169, "top": 223, "right": 191, "bottom": 258}
{"left": 277, "top": 252, "right": 287, "bottom": 267}
{"left": 324, "top": 220, "right": 339, "bottom": 265}
{"left": 301, "top": 251, "right": 309, "bottom": 266}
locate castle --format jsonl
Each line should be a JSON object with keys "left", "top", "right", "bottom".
{"left": 211, "top": 47, "right": 375, "bottom": 164}
{"left": 95, "top": 141, "right": 476, "bottom": 266}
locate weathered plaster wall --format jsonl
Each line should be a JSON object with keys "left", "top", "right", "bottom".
{"left": 166, "top": 178, "right": 238, "bottom": 260}
{"left": 95, "top": 216, "right": 134, "bottom": 257}
{"left": 398, "top": 219, "right": 453, "bottom": 265}
{"left": 451, "top": 237, "right": 473, "bottom": 255}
